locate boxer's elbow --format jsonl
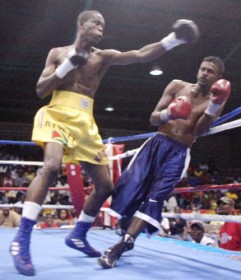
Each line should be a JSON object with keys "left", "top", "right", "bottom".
{"left": 36, "top": 86, "right": 46, "bottom": 99}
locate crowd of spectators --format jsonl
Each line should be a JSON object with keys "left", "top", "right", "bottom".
{"left": 1, "top": 144, "right": 241, "bottom": 251}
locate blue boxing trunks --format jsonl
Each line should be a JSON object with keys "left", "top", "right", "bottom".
{"left": 110, "top": 133, "right": 190, "bottom": 234}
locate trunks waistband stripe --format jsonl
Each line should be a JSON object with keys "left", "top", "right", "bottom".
{"left": 49, "top": 90, "right": 93, "bottom": 111}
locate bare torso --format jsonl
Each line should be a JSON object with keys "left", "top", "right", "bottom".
{"left": 158, "top": 81, "right": 210, "bottom": 147}
{"left": 54, "top": 45, "right": 110, "bottom": 98}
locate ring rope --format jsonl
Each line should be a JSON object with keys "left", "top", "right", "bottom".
{"left": 0, "top": 117, "right": 240, "bottom": 147}
{"left": 0, "top": 160, "right": 43, "bottom": 166}
{"left": 0, "top": 203, "right": 240, "bottom": 224}
{"left": 1, "top": 118, "right": 240, "bottom": 167}
{"left": 0, "top": 187, "right": 69, "bottom": 191}
{"left": 211, "top": 106, "right": 241, "bottom": 127}
{"left": 0, "top": 204, "right": 73, "bottom": 210}
{"left": 173, "top": 183, "right": 241, "bottom": 193}
{"left": 162, "top": 212, "right": 241, "bottom": 223}
{"left": 204, "top": 119, "right": 241, "bottom": 136}
{"left": 1, "top": 184, "right": 241, "bottom": 193}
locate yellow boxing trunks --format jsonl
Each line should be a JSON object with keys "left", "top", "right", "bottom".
{"left": 32, "top": 90, "right": 108, "bottom": 165}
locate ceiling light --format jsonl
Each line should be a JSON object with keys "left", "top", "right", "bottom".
{"left": 105, "top": 106, "right": 115, "bottom": 112}
{"left": 149, "top": 66, "right": 163, "bottom": 76}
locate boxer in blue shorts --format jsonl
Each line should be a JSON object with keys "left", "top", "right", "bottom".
{"left": 9, "top": 10, "right": 200, "bottom": 276}
{"left": 98, "top": 56, "right": 231, "bottom": 269}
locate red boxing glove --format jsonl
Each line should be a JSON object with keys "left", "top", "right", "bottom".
{"left": 160, "top": 96, "right": 192, "bottom": 122}
{"left": 205, "top": 79, "right": 231, "bottom": 116}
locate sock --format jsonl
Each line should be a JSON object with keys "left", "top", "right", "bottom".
{"left": 78, "top": 211, "right": 95, "bottom": 223}
{"left": 22, "top": 201, "right": 42, "bottom": 221}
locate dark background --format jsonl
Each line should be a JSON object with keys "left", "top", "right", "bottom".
{"left": 1, "top": 0, "right": 241, "bottom": 170}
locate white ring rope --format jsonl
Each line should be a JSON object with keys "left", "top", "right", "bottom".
{"left": 204, "top": 118, "right": 241, "bottom": 136}
{"left": 1, "top": 203, "right": 240, "bottom": 224}
{"left": 0, "top": 160, "right": 43, "bottom": 166}
{"left": 0, "top": 204, "right": 73, "bottom": 209}
{"left": 162, "top": 212, "right": 241, "bottom": 223}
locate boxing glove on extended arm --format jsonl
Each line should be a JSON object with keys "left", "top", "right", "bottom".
{"left": 161, "top": 19, "right": 200, "bottom": 51}
{"left": 205, "top": 79, "right": 231, "bottom": 116}
{"left": 55, "top": 49, "right": 88, "bottom": 78}
{"left": 160, "top": 96, "right": 192, "bottom": 123}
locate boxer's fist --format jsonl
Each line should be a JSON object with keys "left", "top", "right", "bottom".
{"left": 168, "top": 96, "right": 192, "bottom": 120}
{"left": 205, "top": 79, "right": 231, "bottom": 116}
{"left": 161, "top": 19, "right": 199, "bottom": 51}
{"left": 68, "top": 49, "right": 88, "bottom": 66}
{"left": 56, "top": 49, "right": 88, "bottom": 79}
{"left": 173, "top": 19, "right": 200, "bottom": 44}
{"left": 160, "top": 96, "right": 192, "bottom": 122}
{"left": 210, "top": 79, "right": 231, "bottom": 104}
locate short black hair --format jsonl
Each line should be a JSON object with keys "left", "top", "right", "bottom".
{"left": 77, "top": 10, "right": 102, "bottom": 24}
{"left": 202, "top": 56, "right": 225, "bottom": 76}
{"left": 191, "top": 222, "right": 205, "bottom": 232}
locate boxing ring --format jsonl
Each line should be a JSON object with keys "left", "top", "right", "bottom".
{"left": 1, "top": 108, "right": 241, "bottom": 279}
{"left": 1, "top": 227, "right": 241, "bottom": 280}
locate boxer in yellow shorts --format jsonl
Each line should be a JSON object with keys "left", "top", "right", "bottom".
{"left": 32, "top": 90, "right": 108, "bottom": 165}
{"left": 9, "top": 9, "right": 199, "bottom": 276}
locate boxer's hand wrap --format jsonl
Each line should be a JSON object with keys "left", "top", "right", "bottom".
{"left": 55, "top": 49, "right": 88, "bottom": 78}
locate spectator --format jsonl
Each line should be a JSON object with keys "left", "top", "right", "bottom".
{"left": 191, "top": 191, "right": 203, "bottom": 210}
{"left": 166, "top": 194, "right": 178, "bottom": 212}
{"left": 2, "top": 168, "right": 15, "bottom": 187}
{"left": 14, "top": 167, "right": 30, "bottom": 187}
{"left": 38, "top": 214, "right": 58, "bottom": 229}
{"left": 225, "top": 190, "right": 238, "bottom": 201}
{"left": 24, "top": 166, "right": 36, "bottom": 183}
{"left": 190, "top": 221, "right": 218, "bottom": 247}
{"left": 168, "top": 207, "right": 191, "bottom": 241}
{"left": 14, "top": 192, "right": 26, "bottom": 215}
{"left": 159, "top": 217, "right": 170, "bottom": 237}
{"left": 0, "top": 192, "right": 8, "bottom": 204}
{"left": 55, "top": 209, "right": 74, "bottom": 227}
{"left": 218, "top": 197, "right": 241, "bottom": 251}
{"left": 55, "top": 175, "right": 69, "bottom": 197}
{"left": 0, "top": 206, "right": 21, "bottom": 227}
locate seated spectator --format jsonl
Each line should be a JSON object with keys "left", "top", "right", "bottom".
{"left": 55, "top": 175, "right": 69, "bottom": 197}
{"left": 159, "top": 217, "right": 170, "bottom": 237}
{"left": 205, "top": 220, "right": 224, "bottom": 244}
{"left": 225, "top": 190, "right": 238, "bottom": 201}
{"left": 38, "top": 214, "right": 58, "bottom": 229}
{"left": 217, "top": 197, "right": 241, "bottom": 251}
{"left": 55, "top": 209, "right": 74, "bottom": 227}
{"left": 24, "top": 166, "right": 36, "bottom": 183}
{"left": 191, "top": 191, "right": 203, "bottom": 210}
{"left": 14, "top": 192, "right": 26, "bottom": 215}
{"left": 234, "top": 190, "right": 241, "bottom": 209}
{"left": 168, "top": 207, "right": 191, "bottom": 241}
{"left": 4, "top": 182, "right": 17, "bottom": 204}
{"left": 190, "top": 222, "right": 218, "bottom": 247}
{"left": 166, "top": 194, "right": 178, "bottom": 212}
{"left": 0, "top": 206, "right": 21, "bottom": 227}
{"left": 0, "top": 192, "right": 9, "bottom": 204}
{"left": 2, "top": 168, "right": 15, "bottom": 187}
{"left": 14, "top": 166, "right": 30, "bottom": 187}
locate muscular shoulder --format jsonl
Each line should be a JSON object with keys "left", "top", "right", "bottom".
{"left": 170, "top": 79, "right": 191, "bottom": 91}
{"left": 47, "top": 45, "right": 71, "bottom": 64}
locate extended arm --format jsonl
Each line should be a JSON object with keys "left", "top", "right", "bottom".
{"left": 108, "top": 19, "right": 199, "bottom": 66}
